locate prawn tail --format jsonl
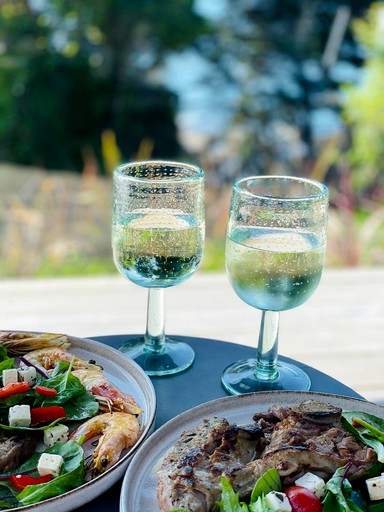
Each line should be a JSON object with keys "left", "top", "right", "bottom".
{"left": 92, "top": 384, "right": 143, "bottom": 415}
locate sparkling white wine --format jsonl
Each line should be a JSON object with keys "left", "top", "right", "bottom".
{"left": 113, "top": 209, "right": 204, "bottom": 288}
{"left": 226, "top": 227, "right": 325, "bottom": 311}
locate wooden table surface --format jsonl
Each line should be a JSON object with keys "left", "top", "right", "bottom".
{"left": 1, "top": 267, "right": 383, "bottom": 403}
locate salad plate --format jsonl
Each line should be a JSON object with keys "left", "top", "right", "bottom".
{"left": 120, "top": 390, "right": 384, "bottom": 512}
{"left": 0, "top": 333, "right": 156, "bottom": 512}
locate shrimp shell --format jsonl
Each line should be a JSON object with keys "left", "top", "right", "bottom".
{"left": 23, "top": 347, "right": 101, "bottom": 371}
{"left": 72, "top": 368, "right": 142, "bottom": 416}
{"left": 0, "top": 331, "right": 70, "bottom": 355}
{"left": 69, "top": 412, "right": 140, "bottom": 474}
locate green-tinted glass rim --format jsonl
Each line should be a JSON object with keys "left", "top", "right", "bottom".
{"left": 234, "top": 175, "right": 328, "bottom": 201}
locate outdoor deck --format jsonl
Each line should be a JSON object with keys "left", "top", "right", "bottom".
{"left": 1, "top": 268, "right": 383, "bottom": 404}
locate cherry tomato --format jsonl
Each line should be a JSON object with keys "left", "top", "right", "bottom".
{"left": 285, "top": 486, "right": 322, "bottom": 512}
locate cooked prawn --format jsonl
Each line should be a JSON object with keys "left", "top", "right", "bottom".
{"left": 72, "top": 367, "right": 142, "bottom": 415}
{"left": 69, "top": 412, "right": 140, "bottom": 474}
{"left": 0, "top": 331, "right": 70, "bottom": 355}
{"left": 23, "top": 347, "right": 142, "bottom": 415}
{"left": 22, "top": 347, "right": 101, "bottom": 371}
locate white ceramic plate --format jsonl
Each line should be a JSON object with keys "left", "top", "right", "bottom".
{"left": 2, "top": 334, "right": 156, "bottom": 512}
{"left": 120, "top": 390, "right": 384, "bottom": 512}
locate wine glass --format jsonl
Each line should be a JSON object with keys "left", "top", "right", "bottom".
{"left": 221, "top": 175, "right": 328, "bottom": 394}
{"left": 112, "top": 160, "right": 205, "bottom": 376}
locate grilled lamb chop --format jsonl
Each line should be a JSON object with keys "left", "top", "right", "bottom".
{"left": 0, "top": 430, "right": 37, "bottom": 472}
{"left": 157, "top": 401, "right": 378, "bottom": 512}
{"left": 157, "top": 417, "right": 263, "bottom": 512}
{"left": 250, "top": 400, "right": 376, "bottom": 480}
{"left": 231, "top": 401, "right": 377, "bottom": 495}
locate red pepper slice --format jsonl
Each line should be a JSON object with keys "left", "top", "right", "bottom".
{"left": 35, "top": 386, "right": 58, "bottom": 397}
{"left": 10, "top": 473, "right": 53, "bottom": 492}
{"left": 0, "top": 381, "right": 30, "bottom": 399}
{"left": 30, "top": 406, "right": 67, "bottom": 426}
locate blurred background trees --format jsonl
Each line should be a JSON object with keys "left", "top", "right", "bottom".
{"left": 342, "top": 3, "right": 384, "bottom": 196}
{"left": 0, "top": 0, "right": 383, "bottom": 275}
{"left": 190, "top": 0, "right": 372, "bottom": 181}
{"left": 0, "top": 0, "right": 207, "bottom": 172}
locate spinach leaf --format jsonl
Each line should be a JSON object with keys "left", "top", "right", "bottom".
{"left": 0, "top": 482, "right": 19, "bottom": 509}
{"left": 0, "top": 346, "right": 15, "bottom": 378}
{"left": 63, "top": 390, "right": 99, "bottom": 421}
{"left": 50, "top": 360, "right": 71, "bottom": 377}
{"left": 0, "top": 360, "right": 15, "bottom": 375}
{"left": 0, "top": 345, "right": 10, "bottom": 363}
{"left": 342, "top": 412, "right": 384, "bottom": 463}
{"left": 368, "top": 501, "right": 384, "bottom": 511}
{"left": 31, "top": 359, "right": 98, "bottom": 420}
{"left": 0, "top": 416, "right": 65, "bottom": 431}
{"left": 217, "top": 477, "right": 249, "bottom": 512}
{"left": 15, "top": 440, "right": 85, "bottom": 506}
{"left": 250, "top": 468, "right": 281, "bottom": 503}
{"left": 33, "top": 369, "right": 85, "bottom": 407}
{"left": 0, "top": 393, "right": 33, "bottom": 410}
{"left": 351, "top": 490, "right": 369, "bottom": 511}
{"left": 322, "top": 466, "right": 366, "bottom": 512}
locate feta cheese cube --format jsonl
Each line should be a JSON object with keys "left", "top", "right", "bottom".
{"left": 37, "top": 453, "right": 64, "bottom": 478}
{"left": 265, "top": 491, "right": 292, "bottom": 512}
{"left": 366, "top": 475, "right": 384, "bottom": 501}
{"left": 8, "top": 404, "right": 31, "bottom": 427}
{"left": 43, "top": 424, "right": 69, "bottom": 447}
{"left": 295, "top": 472, "right": 326, "bottom": 498}
{"left": 2, "top": 369, "right": 19, "bottom": 386}
{"left": 18, "top": 366, "right": 37, "bottom": 386}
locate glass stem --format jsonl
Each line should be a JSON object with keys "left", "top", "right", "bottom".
{"left": 144, "top": 288, "right": 166, "bottom": 355}
{"left": 255, "top": 310, "right": 279, "bottom": 381}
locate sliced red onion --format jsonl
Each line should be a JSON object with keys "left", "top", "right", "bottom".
{"left": 19, "top": 356, "right": 49, "bottom": 379}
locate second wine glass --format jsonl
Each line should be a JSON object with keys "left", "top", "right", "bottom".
{"left": 222, "top": 175, "right": 328, "bottom": 394}
{"left": 112, "top": 160, "right": 205, "bottom": 376}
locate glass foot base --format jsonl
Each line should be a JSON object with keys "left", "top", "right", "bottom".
{"left": 221, "top": 358, "right": 311, "bottom": 395}
{"left": 119, "top": 337, "right": 195, "bottom": 376}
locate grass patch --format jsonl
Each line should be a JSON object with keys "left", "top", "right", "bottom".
{"left": 0, "top": 241, "right": 227, "bottom": 278}
{"left": 200, "top": 238, "right": 226, "bottom": 272}
{"left": 34, "top": 255, "right": 117, "bottom": 278}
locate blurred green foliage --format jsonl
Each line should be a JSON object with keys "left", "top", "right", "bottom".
{"left": 342, "top": 2, "right": 384, "bottom": 194}
{"left": 197, "top": 0, "right": 372, "bottom": 180}
{"left": 0, "top": 0, "right": 208, "bottom": 172}
{"left": 201, "top": 238, "right": 226, "bottom": 272}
